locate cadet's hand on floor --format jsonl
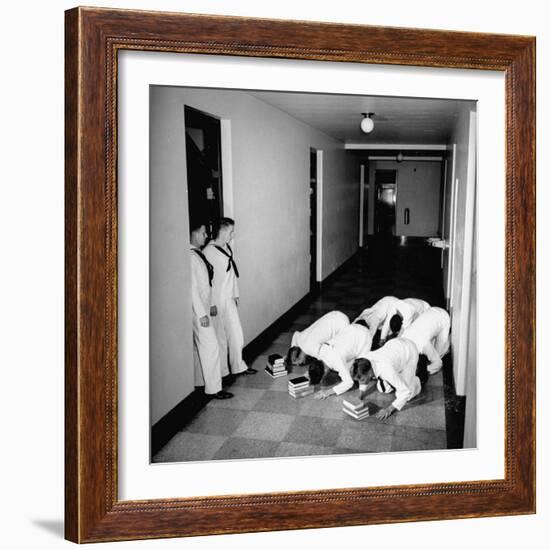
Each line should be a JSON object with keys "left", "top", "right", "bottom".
{"left": 210, "top": 306, "right": 217, "bottom": 317}
{"left": 375, "top": 405, "right": 396, "bottom": 420}
{"left": 314, "top": 390, "right": 331, "bottom": 400}
{"left": 200, "top": 315, "right": 210, "bottom": 327}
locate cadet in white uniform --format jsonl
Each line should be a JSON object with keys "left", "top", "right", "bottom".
{"left": 356, "top": 296, "right": 428, "bottom": 343}
{"left": 401, "top": 306, "right": 451, "bottom": 374}
{"left": 311, "top": 320, "right": 373, "bottom": 399}
{"left": 287, "top": 310, "right": 350, "bottom": 366}
{"left": 190, "top": 222, "right": 233, "bottom": 399}
{"left": 351, "top": 337, "right": 421, "bottom": 419}
{"left": 203, "top": 218, "right": 256, "bottom": 377}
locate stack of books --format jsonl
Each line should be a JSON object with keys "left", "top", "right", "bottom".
{"left": 342, "top": 396, "right": 370, "bottom": 420}
{"left": 288, "top": 376, "right": 314, "bottom": 399}
{"left": 264, "top": 353, "right": 288, "bottom": 378}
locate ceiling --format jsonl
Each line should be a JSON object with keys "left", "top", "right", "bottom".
{"left": 248, "top": 90, "right": 475, "bottom": 146}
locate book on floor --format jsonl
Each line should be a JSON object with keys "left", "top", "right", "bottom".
{"left": 289, "top": 384, "right": 312, "bottom": 395}
{"left": 342, "top": 396, "right": 368, "bottom": 412}
{"left": 268, "top": 363, "right": 287, "bottom": 373}
{"left": 343, "top": 404, "right": 370, "bottom": 420}
{"left": 268, "top": 353, "right": 285, "bottom": 366}
{"left": 264, "top": 366, "right": 288, "bottom": 378}
{"left": 289, "top": 387, "right": 314, "bottom": 399}
{"left": 288, "top": 380, "right": 309, "bottom": 390}
{"left": 288, "top": 376, "right": 309, "bottom": 387}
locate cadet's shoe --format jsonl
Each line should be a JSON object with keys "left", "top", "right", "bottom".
{"left": 214, "top": 390, "right": 234, "bottom": 399}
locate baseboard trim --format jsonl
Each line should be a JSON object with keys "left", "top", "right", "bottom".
{"left": 151, "top": 374, "right": 235, "bottom": 458}
{"left": 242, "top": 292, "right": 314, "bottom": 364}
{"left": 317, "top": 250, "right": 359, "bottom": 292}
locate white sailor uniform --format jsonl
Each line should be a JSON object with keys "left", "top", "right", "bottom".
{"left": 190, "top": 246, "right": 222, "bottom": 395}
{"left": 403, "top": 298, "right": 431, "bottom": 319}
{"left": 356, "top": 296, "right": 418, "bottom": 341}
{"left": 290, "top": 310, "right": 350, "bottom": 359}
{"left": 203, "top": 242, "right": 248, "bottom": 376}
{"left": 361, "top": 338, "right": 421, "bottom": 411}
{"left": 401, "top": 306, "right": 451, "bottom": 374}
{"left": 317, "top": 323, "right": 373, "bottom": 395}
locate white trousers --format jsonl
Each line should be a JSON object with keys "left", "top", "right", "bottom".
{"left": 193, "top": 314, "right": 222, "bottom": 395}
{"left": 421, "top": 320, "right": 451, "bottom": 375}
{"left": 213, "top": 299, "right": 248, "bottom": 375}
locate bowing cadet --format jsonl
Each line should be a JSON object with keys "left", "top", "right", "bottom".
{"left": 286, "top": 310, "right": 350, "bottom": 367}
{"left": 355, "top": 296, "right": 422, "bottom": 344}
{"left": 401, "top": 306, "right": 451, "bottom": 374}
{"left": 190, "top": 222, "right": 233, "bottom": 400}
{"left": 203, "top": 218, "right": 257, "bottom": 377}
{"left": 311, "top": 319, "right": 373, "bottom": 399}
{"left": 350, "top": 337, "right": 421, "bottom": 419}
{"left": 388, "top": 298, "right": 431, "bottom": 338}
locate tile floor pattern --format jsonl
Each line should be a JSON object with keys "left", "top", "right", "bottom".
{"left": 153, "top": 243, "right": 448, "bottom": 463}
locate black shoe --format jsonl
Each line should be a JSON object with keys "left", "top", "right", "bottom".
{"left": 241, "top": 368, "right": 258, "bottom": 375}
{"left": 214, "top": 390, "right": 234, "bottom": 400}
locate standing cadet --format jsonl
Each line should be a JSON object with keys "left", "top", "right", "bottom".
{"left": 286, "top": 310, "right": 350, "bottom": 367}
{"left": 190, "top": 222, "right": 233, "bottom": 399}
{"left": 203, "top": 218, "right": 257, "bottom": 376}
{"left": 311, "top": 320, "right": 373, "bottom": 399}
{"left": 401, "top": 306, "right": 451, "bottom": 374}
{"left": 350, "top": 337, "right": 422, "bottom": 419}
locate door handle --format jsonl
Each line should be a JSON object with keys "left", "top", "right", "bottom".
{"left": 404, "top": 208, "right": 410, "bottom": 225}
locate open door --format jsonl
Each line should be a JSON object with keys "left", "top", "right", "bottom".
{"left": 184, "top": 106, "right": 224, "bottom": 237}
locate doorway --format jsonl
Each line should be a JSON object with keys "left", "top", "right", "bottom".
{"left": 374, "top": 169, "right": 397, "bottom": 236}
{"left": 309, "top": 149, "right": 318, "bottom": 291}
{"left": 184, "top": 106, "right": 224, "bottom": 237}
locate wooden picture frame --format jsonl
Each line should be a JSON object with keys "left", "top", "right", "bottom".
{"left": 65, "top": 6, "right": 536, "bottom": 543}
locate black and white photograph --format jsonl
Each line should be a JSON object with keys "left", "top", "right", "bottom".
{"left": 150, "top": 86, "right": 477, "bottom": 463}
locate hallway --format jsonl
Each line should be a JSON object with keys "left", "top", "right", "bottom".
{"left": 153, "top": 240, "right": 452, "bottom": 463}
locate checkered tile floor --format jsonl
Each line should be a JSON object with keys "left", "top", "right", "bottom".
{"left": 153, "top": 242, "right": 448, "bottom": 463}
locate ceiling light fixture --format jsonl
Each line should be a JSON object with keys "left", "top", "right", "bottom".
{"left": 360, "top": 112, "right": 375, "bottom": 134}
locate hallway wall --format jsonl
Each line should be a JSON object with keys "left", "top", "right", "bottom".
{"left": 150, "top": 86, "right": 359, "bottom": 423}
{"left": 150, "top": 86, "right": 194, "bottom": 426}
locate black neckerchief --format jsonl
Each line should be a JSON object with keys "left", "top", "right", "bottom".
{"left": 213, "top": 243, "right": 239, "bottom": 278}
{"left": 192, "top": 248, "right": 214, "bottom": 287}
{"left": 377, "top": 376, "right": 395, "bottom": 393}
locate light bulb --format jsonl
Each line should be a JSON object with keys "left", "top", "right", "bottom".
{"left": 360, "top": 116, "right": 374, "bottom": 134}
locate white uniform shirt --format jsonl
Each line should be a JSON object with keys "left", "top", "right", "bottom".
{"left": 357, "top": 296, "right": 417, "bottom": 340}
{"left": 362, "top": 338, "right": 421, "bottom": 410}
{"left": 291, "top": 311, "right": 349, "bottom": 359}
{"left": 203, "top": 243, "right": 239, "bottom": 307}
{"left": 190, "top": 246, "right": 212, "bottom": 319}
{"left": 318, "top": 323, "right": 373, "bottom": 395}
{"left": 403, "top": 298, "right": 431, "bottom": 317}
{"left": 402, "top": 307, "right": 450, "bottom": 353}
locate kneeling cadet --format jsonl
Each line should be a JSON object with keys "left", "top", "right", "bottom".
{"left": 286, "top": 310, "right": 350, "bottom": 367}
{"left": 355, "top": 296, "right": 429, "bottom": 344}
{"left": 351, "top": 337, "right": 424, "bottom": 419}
{"left": 401, "top": 306, "right": 451, "bottom": 374}
{"left": 311, "top": 320, "right": 373, "bottom": 400}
